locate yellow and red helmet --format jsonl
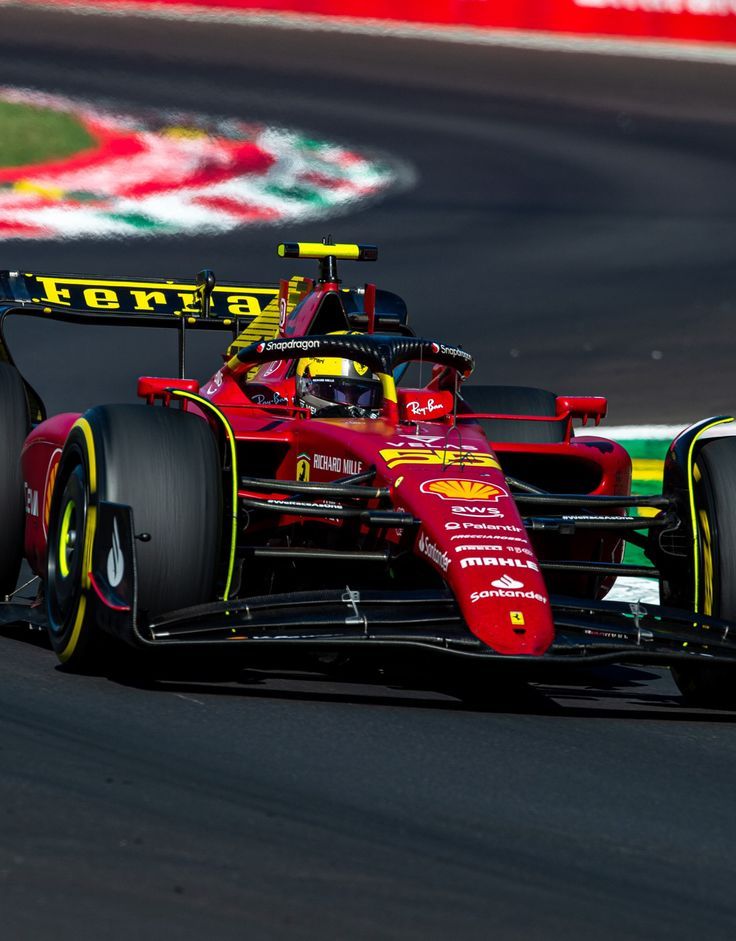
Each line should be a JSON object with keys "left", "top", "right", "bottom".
{"left": 296, "top": 332, "right": 382, "bottom": 417}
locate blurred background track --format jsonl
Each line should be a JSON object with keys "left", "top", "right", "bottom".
{"left": 2, "top": 6, "right": 736, "bottom": 420}
{"left": 2, "top": 8, "right": 736, "bottom": 941}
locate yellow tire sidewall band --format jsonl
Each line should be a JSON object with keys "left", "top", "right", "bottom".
{"left": 169, "top": 392, "right": 237, "bottom": 602}
{"left": 58, "top": 417, "right": 98, "bottom": 662}
{"left": 687, "top": 418, "right": 733, "bottom": 615}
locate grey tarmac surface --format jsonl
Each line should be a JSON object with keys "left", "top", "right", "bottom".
{"left": 1, "top": 8, "right": 736, "bottom": 940}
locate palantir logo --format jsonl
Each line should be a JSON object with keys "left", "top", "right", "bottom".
{"left": 107, "top": 517, "right": 124, "bottom": 588}
{"left": 492, "top": 574, "right": 524, "bottom": 590}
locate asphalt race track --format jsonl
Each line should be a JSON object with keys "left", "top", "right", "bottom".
{"left": 2, "top": 8, "right": 736, "bottom": 939}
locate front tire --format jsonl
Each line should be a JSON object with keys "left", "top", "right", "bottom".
{"left": 46, "top": 405, "right": 222, "bottom": 669}
{"left": 0, "top": 364, "right": 30, "bottom": 597}
{"left": 671, "top": 436, "right": 736, "bottom": 707}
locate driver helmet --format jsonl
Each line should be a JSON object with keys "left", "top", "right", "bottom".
{"left": 296, "top": 332, "right": 382, "bottom": 418}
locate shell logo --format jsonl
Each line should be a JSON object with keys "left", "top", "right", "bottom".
{"left": 420, "top": 478, "right": 506, "bottom": 501}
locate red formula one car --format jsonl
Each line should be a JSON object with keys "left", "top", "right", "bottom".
{"left": 1, "top": 241, "right": 736, "bottom": 706}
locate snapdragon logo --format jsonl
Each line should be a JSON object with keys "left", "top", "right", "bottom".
{"left": 257, "top": 338, "right": 322, "bottom": 354}
{"left": 429, "top": 341, "right": 472, "bottom": 362}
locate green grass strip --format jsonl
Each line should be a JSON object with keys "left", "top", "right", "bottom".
{"left": 0, "top": 101, "right": 95, "bottom": 168}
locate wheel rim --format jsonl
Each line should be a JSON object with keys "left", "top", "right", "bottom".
{"left": 57, "top": 497, "right": 78, "bottom": 579}
{"left": 47, "top": 460, "right": 88, "bottom": 633}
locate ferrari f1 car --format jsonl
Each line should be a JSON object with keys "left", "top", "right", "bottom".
{"left": 1, "top": 241, "right": 736, "bottom": 707}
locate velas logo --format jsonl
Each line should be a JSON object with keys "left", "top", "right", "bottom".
{"left": 421, "top": 478, "right": 505, "bottom": 501}
{"left": 380, "top": 449, "right": 499, "bottom": 469}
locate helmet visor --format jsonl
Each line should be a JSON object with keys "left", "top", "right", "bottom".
{"left": 303, "top": 377, "right": 382, "bottom": 410}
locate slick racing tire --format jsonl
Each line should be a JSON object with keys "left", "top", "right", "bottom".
{"left": 671, "top": 436, "right": 736, "bottom": 708}
{"left": 46, "top": 405, "right": 222, "bottom": 670}
{"left": 0, "top": 364, "right": 30, "bottom": 598}
{"left": 460, "top": 386, "right": 563, "bottom": 443}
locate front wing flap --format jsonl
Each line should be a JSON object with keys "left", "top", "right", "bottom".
{"left": 138, "top": 587, "right": 736, "bottom": 668}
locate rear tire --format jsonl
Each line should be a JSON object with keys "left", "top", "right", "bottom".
{"left": 460, "top": 385, "right": 562, "bottom": 443}
{"left": 670, "top": 436, "right": 736, "bottom": 708}
{"left": 46, "top": 405, "right": 222, "bottom": 670}
{"left": 0, "top": 364, "right": 30, "bottom": 597}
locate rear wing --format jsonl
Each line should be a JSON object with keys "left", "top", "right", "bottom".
{"left": 0, "top": 269, "right": 300, "bottom": 332}
{"left": 0, "top": 270, "right": 312, "bottom": 421}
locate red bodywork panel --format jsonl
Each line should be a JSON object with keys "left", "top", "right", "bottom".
{"left": 21, "top": 413, "right": 77, "bottom": 576}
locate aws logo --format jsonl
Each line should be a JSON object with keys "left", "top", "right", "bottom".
{"left": 420, "top": 478, "right": 507, "bottom": 501}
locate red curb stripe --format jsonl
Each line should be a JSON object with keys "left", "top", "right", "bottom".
{"left": 192, "top": 194, "right": 280, "bottom": 220}
{"left": 0, "top": 219, "right": 47, "bottom": 236}
{"left": 121, "top": 139, "right": 274, "bottom": 197}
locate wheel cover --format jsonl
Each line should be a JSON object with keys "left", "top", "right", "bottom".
{"left": 48, "top": 462, "right": 88, "bottom": 634}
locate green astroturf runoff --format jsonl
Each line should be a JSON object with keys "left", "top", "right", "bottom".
{"left": 0, "top": 101, "right": 94, "bottom": 168}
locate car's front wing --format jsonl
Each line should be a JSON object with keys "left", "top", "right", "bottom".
{"left": 3, "top": 499, "right": 736, "bottom": 669}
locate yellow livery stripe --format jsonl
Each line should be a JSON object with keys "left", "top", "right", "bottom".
{"left": 170, "top": 392, "right": 238, "bottom": 602}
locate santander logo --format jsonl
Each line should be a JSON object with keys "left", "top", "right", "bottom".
{"left": 492, "top": 574, "right": 524, "bottom": 590}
